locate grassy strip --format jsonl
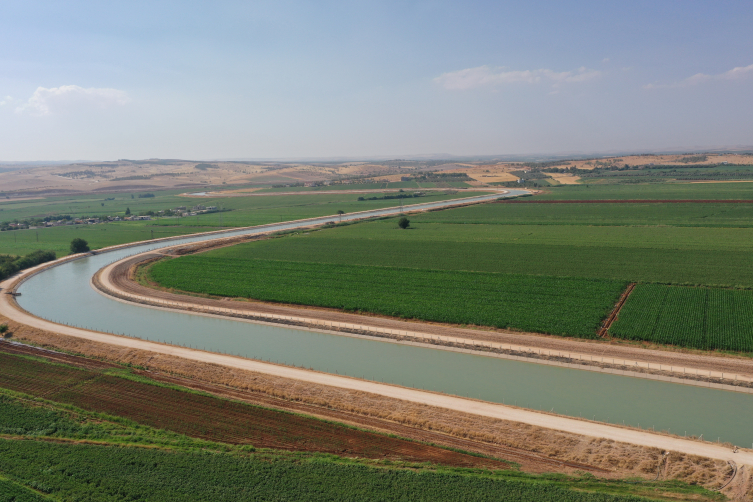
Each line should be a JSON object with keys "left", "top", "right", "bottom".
{"left": 149, "top": 256, "right": 625, "bottom": 338}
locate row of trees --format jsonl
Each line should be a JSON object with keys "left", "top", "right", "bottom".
{"left": 0, "top": 250, "right": 57, "bottom": 282}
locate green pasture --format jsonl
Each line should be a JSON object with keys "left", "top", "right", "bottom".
{"left": 217, "top": 219, "right": 753, "bottom": 287}
{"left": 0, "top": 188, "right": 191, "bottom": 222}
{"left": 533, "top": 181, "right": 753, "bottom": 200}
{"left": 422, "top": 201, "right": 753, "bottom": 227}
{"left": 299, "top": 217, "right": 753, "bottom": 250}
{"left": 0, "top": 191, "right": 485, "bottom": 256}
{"left": 0, "top": 223, "right": 208, "bottom": 257}
{"left": 579, "top": 164, "right": 753, "bottom": 183}
{"left": 0, "top": 187, "right": 481, "bottom": 223}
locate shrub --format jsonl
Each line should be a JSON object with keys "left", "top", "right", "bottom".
{"left": 0, "top": 250, "right": 56, "bottom": 281}
{"left": 70, "top": 238, "right": 90, "bottom": 254}
{"left": 398, "top": 217, "right": 410, "bottom": 229}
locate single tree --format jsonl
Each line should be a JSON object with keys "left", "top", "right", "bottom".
{"left": 398, "top": 217, "right": 410, "bottom": 229}
{"left": 125, "top": 207, "right": 131, "bottom": 216}
{"left": 70, "top": 238, "right": 90, "bottom": 254}
{"left": 337, "top": 209, "right": 344, "bottom": 222}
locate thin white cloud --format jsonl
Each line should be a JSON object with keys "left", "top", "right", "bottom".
{"left": 434, "top": 65, "right": 601, "bottom": 90}
{"left": 16, "top": 85, "right": 129, "bottom": 115}
{"left": 645, "top": 64, "right": 753, "bottom": 89}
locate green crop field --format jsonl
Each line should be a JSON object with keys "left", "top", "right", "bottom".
{"left": 0, "top": 477, "right": 48, "bottom": 502}
{"left": 532, "top": 182, "right": 753, "bottom": 200}
{"left": 204, "top": 218, "right": 753, "bottom": 287}
{"left": 0, "top": 190, "right": 484, "bottom": 256}
{"left": 423, "top": 201, "right": 753, "bottom": 228}
{"left": 147, "top": 185, "right": 753, "bottom": 349}
{"left": 609, "top": 284, "right": 753, "bottom": 352}
{"left": 150, "top": 257, "right": 625, "bottom": 337}
{"left": 576, "top": 165, "right": 753, "bottom": 184}
{"left": 0, "top": 440, "right": 674, "bottom": 502}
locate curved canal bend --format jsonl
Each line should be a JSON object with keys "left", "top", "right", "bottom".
{"left": 14, "top": 192, "right": 753, "bottom": 446}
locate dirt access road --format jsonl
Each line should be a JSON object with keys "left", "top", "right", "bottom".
{"left": 1, "top": 266, "right": 750, "bottom": 467}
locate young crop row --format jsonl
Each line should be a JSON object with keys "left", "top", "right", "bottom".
{"left": 150, "top": 257, "right": 627, "bottom": 338}
{"left": 0, "top": 395, "right": 84, "bottom": 437}
{"left": 0, "top": 353, "right": 91, "bottom": 396}
{"left": 0, "top": 440, "right": 654, "bottom": 502}
{"left": 219, "top": 227, "right": 753, "bottom": 287}
{"left": 610, "top": 284, "right": 753, "bottom": 352}
{"left": 0, "top": 477, "right": 47, "bottom": 502}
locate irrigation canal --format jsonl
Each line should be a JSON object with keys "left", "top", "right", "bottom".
{"left": 15, "top": 192, "right": 753, "bottom": 447}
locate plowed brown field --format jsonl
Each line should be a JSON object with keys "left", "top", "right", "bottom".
{"left": 0, "top": 341, "right": 605, "bottom": 473}
{"left": 0, "top": 349, "right": 514, "bottom": 469}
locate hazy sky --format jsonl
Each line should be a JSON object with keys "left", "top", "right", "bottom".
{"left": 1, "top": 1, "right": 752, "bottom": 160}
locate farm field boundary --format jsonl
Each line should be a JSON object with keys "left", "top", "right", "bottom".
{"left": 93, "top": 252, "right": 753, "bottom": 393}
{"left": 599, "top": 283, "right": 637, "bottom": 337}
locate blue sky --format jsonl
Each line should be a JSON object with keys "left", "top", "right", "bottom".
{"left": 1, "top": 1, "right": 751, "bottom": 160}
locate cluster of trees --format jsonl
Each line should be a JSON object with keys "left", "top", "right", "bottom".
{"left": 404, "top": 172, "right": 472, "bottom": 182}
{"left": 0, "top": 250, "right": 57, "bottom": 282}
{"left": 357, "top": 192, "right": 426, "bottom": 201}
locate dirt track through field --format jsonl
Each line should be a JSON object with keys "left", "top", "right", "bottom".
{"left": 599, "top": 283, "right": 636, "bottom": 337}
